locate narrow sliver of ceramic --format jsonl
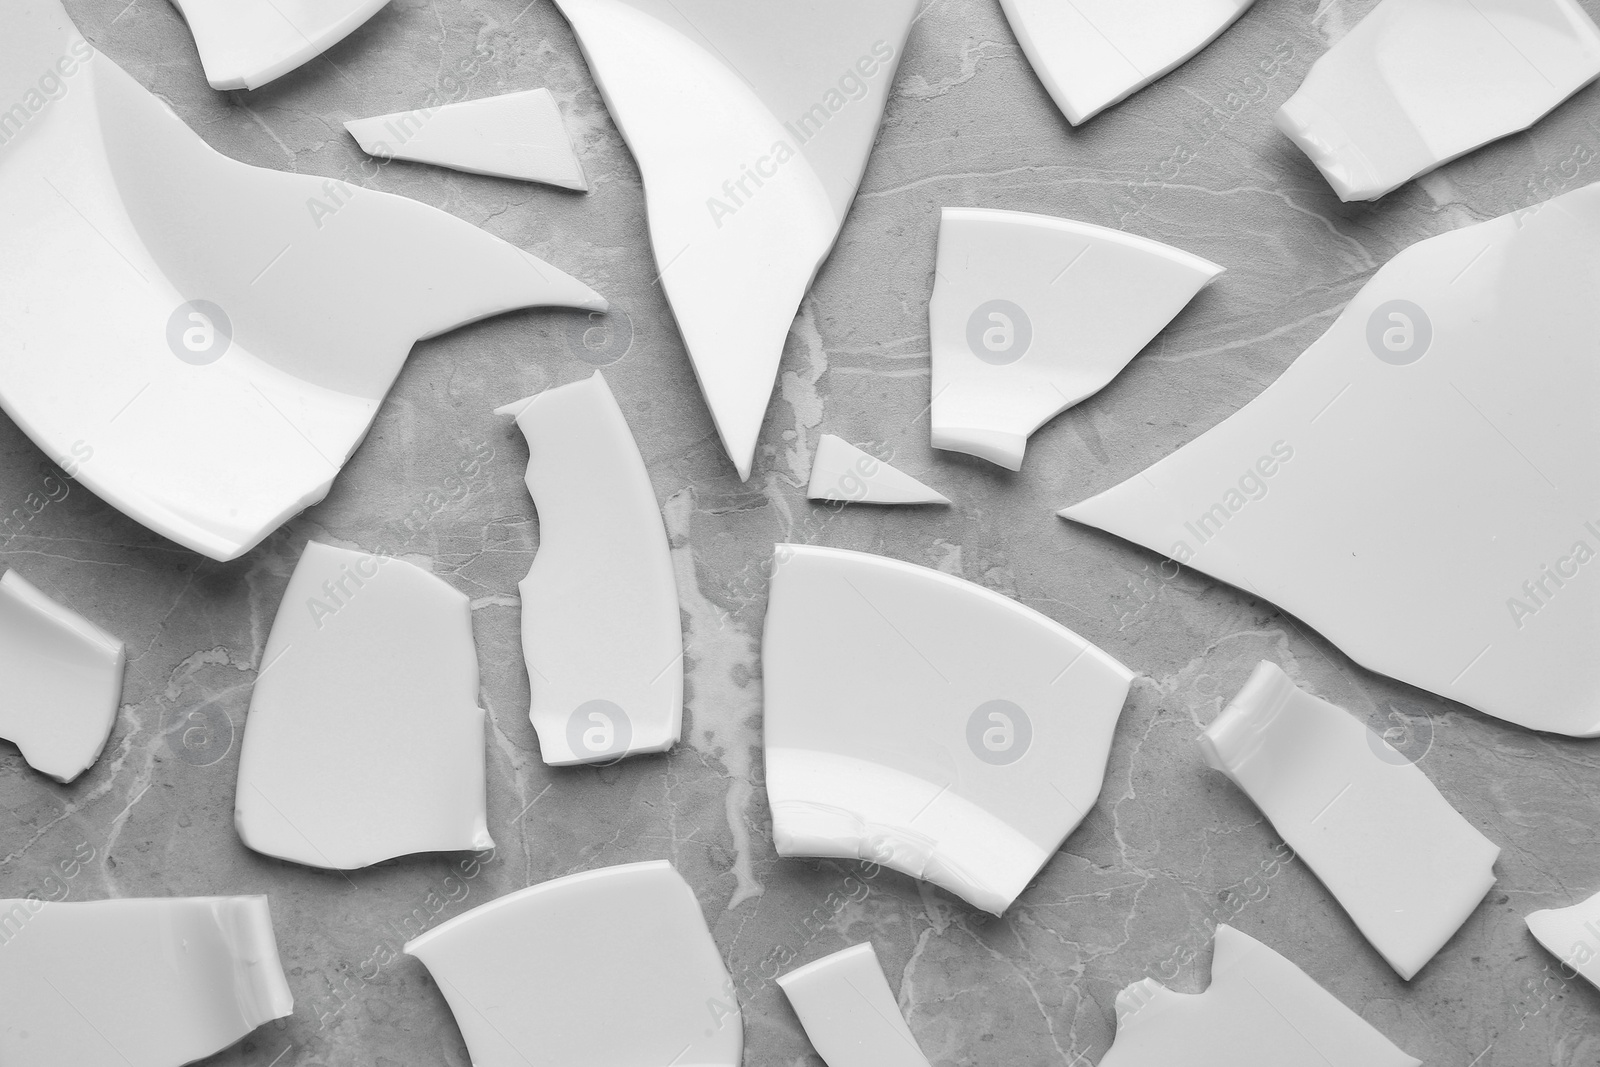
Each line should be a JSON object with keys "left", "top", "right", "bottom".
{"left": 808, "top": 434, "right": 949, "bottom": 505}
{"left": 778, "top": 942, "right": 933, "bottom": 1067}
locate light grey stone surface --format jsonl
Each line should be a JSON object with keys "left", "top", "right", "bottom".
{"left": 5, "top": 0, "right": 1600, "bottom": 1064}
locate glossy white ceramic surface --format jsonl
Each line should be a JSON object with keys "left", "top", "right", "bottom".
{"left": 807, "top": 434, "right": 948, "bottom": 505}
{"left": 1526, "top": 889, "right": 1600, "bottom": 990}
{"left": 778, "top": 942, "right": 932, "bottom": 1067}
{"left": 170, "top": 0, "right": 393, "bottom": 90}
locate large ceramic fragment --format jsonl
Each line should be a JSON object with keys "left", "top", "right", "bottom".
{"left": 406, "top": 861, "right": 740, "bottom": 1067}
{"left": 763, "top": 544, "right": 1133, "bottom": 915}
{"left": 553, "top": 0, "right": 918, "bottom": 479}
{"left": 1201, "top": 662, "right": 1498, "bottom": 979}
{"left": 1100, "top": 925, "right": 1420, "bottom": 1067}
{"left": 0, "top": 896, "right": 294, "bottom": 1067}
{"left": 497, "top": 372, "right": 681, "bottom": 765}
{"left": 1526, "top": 889, "right": 1600, "bottom": 988}
{"left": 169, "top": 0, "right": 393, "bottom": 90}
{"left": 998, "top": 0, "right": 1256, "bottom": 125}
{"left": 1062, "top": 183, "right": 1600, "bottom": 736}
{"left": 931, "top": 208, "right": 1222, "bottom": 471}
{"left": 808, "top": 434, "right": 949, "bottom": 505}
{"left": 0, "top": 0, "right": 604, "bottom": 563}
{"left": 234, "top": 541, "right": 493, "bottom": 869}
{"left": 778, "top": 942, "right": 932, "bottom": 1067}
{"left": 0, "top": 568, "right": 123, "bottom": 783}
{"left": 1277, "top": 0, "right": 1600, "bottom": 200}
{"left": 345, "top": 88, "right": 589, "bottom": 190}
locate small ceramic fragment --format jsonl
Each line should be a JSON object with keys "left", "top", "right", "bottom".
{"left": 406, "top": 861, "right": 740, "bottom": 1067}
{"left": 1061, "top": 183, "right": 1600, "bottom": 736}
{"left": 497, "top": 372, "right": 681, "bottom": 765}
{"left": 234, "top": 542, "right": 493, "bottom": 869}
{"left": 778, "top": 943, "right": 932, "bottom": 1067}
{"left": 999, "top": 0, "right": 1256, "bottom": 124}
{"left": 1526, "top": 889, "right": 1600, "bottom": 989}
{"left": 170, "top": 0, "right": 393, "bottom": 90}
{"left": 345, "top": 88, "right": 589, "bottom": 190}
{"left": 0, "top": 896, "right": 294, "bottom": 1067}
{"left": 931, "top": 208, "right": 1222, "bottom": 470}
{"left": 553, "top": 0, "right": 918, "bottom": 479}
{"left": 1201, "top": 662, "right": 1498, "bottom": 979}
{"left": 0, "top": 569, "right": 123, "bottom": 783}
{"left": 764, "top": 544, "right": 1133, "bottom": 914}
{"left": 0, "top": 0, "right": 605, "bottom": 562}
{"left": 1277, "top": 0, "right": 1600, "bottom": 200}
{"left": 1099, "top": 924, "right": 1421, "bottom": 1067}
{"left": 808, "top": 435, "right": 949, "bottom": 505}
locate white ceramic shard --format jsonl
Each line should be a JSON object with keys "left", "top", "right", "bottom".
{"left": 406, "top": 861, "right": 740, "bottom": 1067}
{"left": 778, "top": 943, "right": 932, "bottom": 1067}
{"left": 998, "top": 0, "right": 1256, "bottom": 125}
{"left": 931, "top": 208, "right": 1222, "bottom": 471}
{"left": 1062, "top": 183, "right": 1600, "bottom": 736}
{"left": 345, "top": 88, "right": 589, "bottom": 190}
{"left": 554, "top": 0, "right": 918, "bottom": 479}
{"left": 1100, "top": 924, "right": 1421, "bottom": 1067}
{"left": 170, "top": 0, "right": 392, "bottom": 90}
{"left": 808, "top": 434, "right": 949, "bottom": 505}
{"left": 0, "top": 1, "right": 605, "bottom": 563}
{"left": 1527, "top": 889, "right": 1600, "bottom": 989}
{"left": 496, "top": 372, "right": 681, "bottom": 766}
{"left": 0, "top": 896, "right": 294, "bottom": 1067}
{"left": 234, "top": 541, "right": 493, "bottom": 869}
{"left": 1276, "top": 0, "right": 1600, "bottom": 200}
{"left": 1200, "top": 662, "right": 1498, "bottom": 979}
{"left": 0, "top": 569, "right": 123, "bottom": 783}
{"left": 764, "top": 544, "right": 1133, "bottom": 915}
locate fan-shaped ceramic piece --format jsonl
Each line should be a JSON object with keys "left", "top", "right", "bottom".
{"left": 931, "top": 208, "right": 1222, "bottom": 470}
{"left": 998, "top": 0, "right": 1256, "bottom": 125}
{"left": 1062, "top": 183, "right": 1600, "bottom": 736}
{"left": 1100, "top": 925, "right": 1420, "bottom": 1067}
{"left": 779, "top": 943, "right": 932, "bottom": 1067}
{"left": 763, "top": 544, "right": 1133, "bottom": 915}
{"left": 497, "top": 372, "right": 681, "bottom": 765}
{"left": 234, "top": 541, "right": 493, "bottom": 869}
{"left": 553, "top": 0, "right": 918, "bottom": 480}
{"left": 0, "top": 0, "right": 604, "bottom": 563}
{"left": 345, "top": 88, "right": 589, "bottom": 190}
{"left": 1277, "top": 0, "right": 1600, "bottom": 201}
{"left": 0, "top": 569, "right": 123, "bottom": 783}
{"left": 808, "top": 434, "right": 949, "bottom": 505}
{"left": 405, "top": 861, "right": 740, "bottom": 1067}
{"left": 170, "top": 0, "right": 392, "bottom": 90}
{"left": 1527, "top": 889, "right": 1600, "bottom": 989}
{"left": 0, "top": 896, "right": 294, "bottom": 1067}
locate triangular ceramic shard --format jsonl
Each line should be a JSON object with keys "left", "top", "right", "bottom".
{"left": 1200, "top": 662, "right": 1499, "bottom": 980}
{"left": 808, "top": 435, "right": 950, "bottom": 505}
{"left": 763, "top": 544, "right": 1133, "bottom": 915}
{"left": 1062, "top": 183, "right": 1600, "bottom": 736}
{"left": 998, "top": 0, "right": 1257, "bottom": 124}
{"left": 1099, "top": 925, "right": 1421, "bottom": 1067}
{"left": 0, "top": 569, "right": 123, "bottom": 783}
{"left": 931, "top": 208, "right": 1222, "bottom": 471}
{"left": 1276, "top": 0, "right": 1600, "bottom": 200}
{"left": 345, "top": 89, "right": 589, "bottom": 190}
{"left": 778, "top": 943, "right": 933, "bottom": 1067}
{"left": 0, "top": 1, "right": 604, "bottom": 564}
{"left": 553, "top": 0, "right": 918, "bottom": 480}
{"left": 234, "top": 542, "right": 493, "bottom": 869}
{"left": 405, "top": 861, "right": 741, "bottom": 1067}
{"left": 0, "top": 896, "right": 294, "bottom": 1067}
{"left": 496, "top": 372, "right": 682, "bottom": 765}
{"left": 169, "top": 0, "right": 392, "bottom": 90}
{"left": 1527, "top": 890, "right": 1600, "bottom": 989}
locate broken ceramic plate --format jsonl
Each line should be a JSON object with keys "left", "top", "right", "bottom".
{"left": 0, "top": 895, "right": 294, "bottom": 1067}
{"left": 1100, "top": 924, "right": 1420, "bottom": 1066}
{"left": 1526, "top": 889, "right": 1600, "bottom": 989}
{"left": 0, "top": 569, "right": 123, "bottom": 784}
{"left": 234, "top": 541, "right": 493, "bottom": 869}
{"left": 764, "top": 544, "right": 1133, "bottom": 915}
{"left": 998, "top": 0, "right": 1256, "bottom": 124}
{"left": 497, "top": 372, "right": 681, "bottom": 766}
{"left": 1062, "top": 183, "right": 1600, "bottom": 736}
{"left": 345, "top": 88, "right": 589, "bottom": 190}
{"left": 170, "top": 0, "right": 392, "bottom": 90}
{"left": 931, "top": 207, "right": 1222, "bottom": 471}
{"left": 0, "top": 0, "right": 604, "bottom": 563}
{"left": 808, "top": 434, "right": 949, "bottom": 505}
{"left": 779, "top": 942, "right": 932, "bottom": 1067}
{"left": 406, "top": 860, "right": 740, "bottom": 1067}
{"left": 1277, "top": 0, "right": 1600, "bottom": 200}
{"left": 1201, "top": 661, "right": 1498, "bottom": 980}
{"left": 553, "top": 0, "right": 918, "bottom": 479}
